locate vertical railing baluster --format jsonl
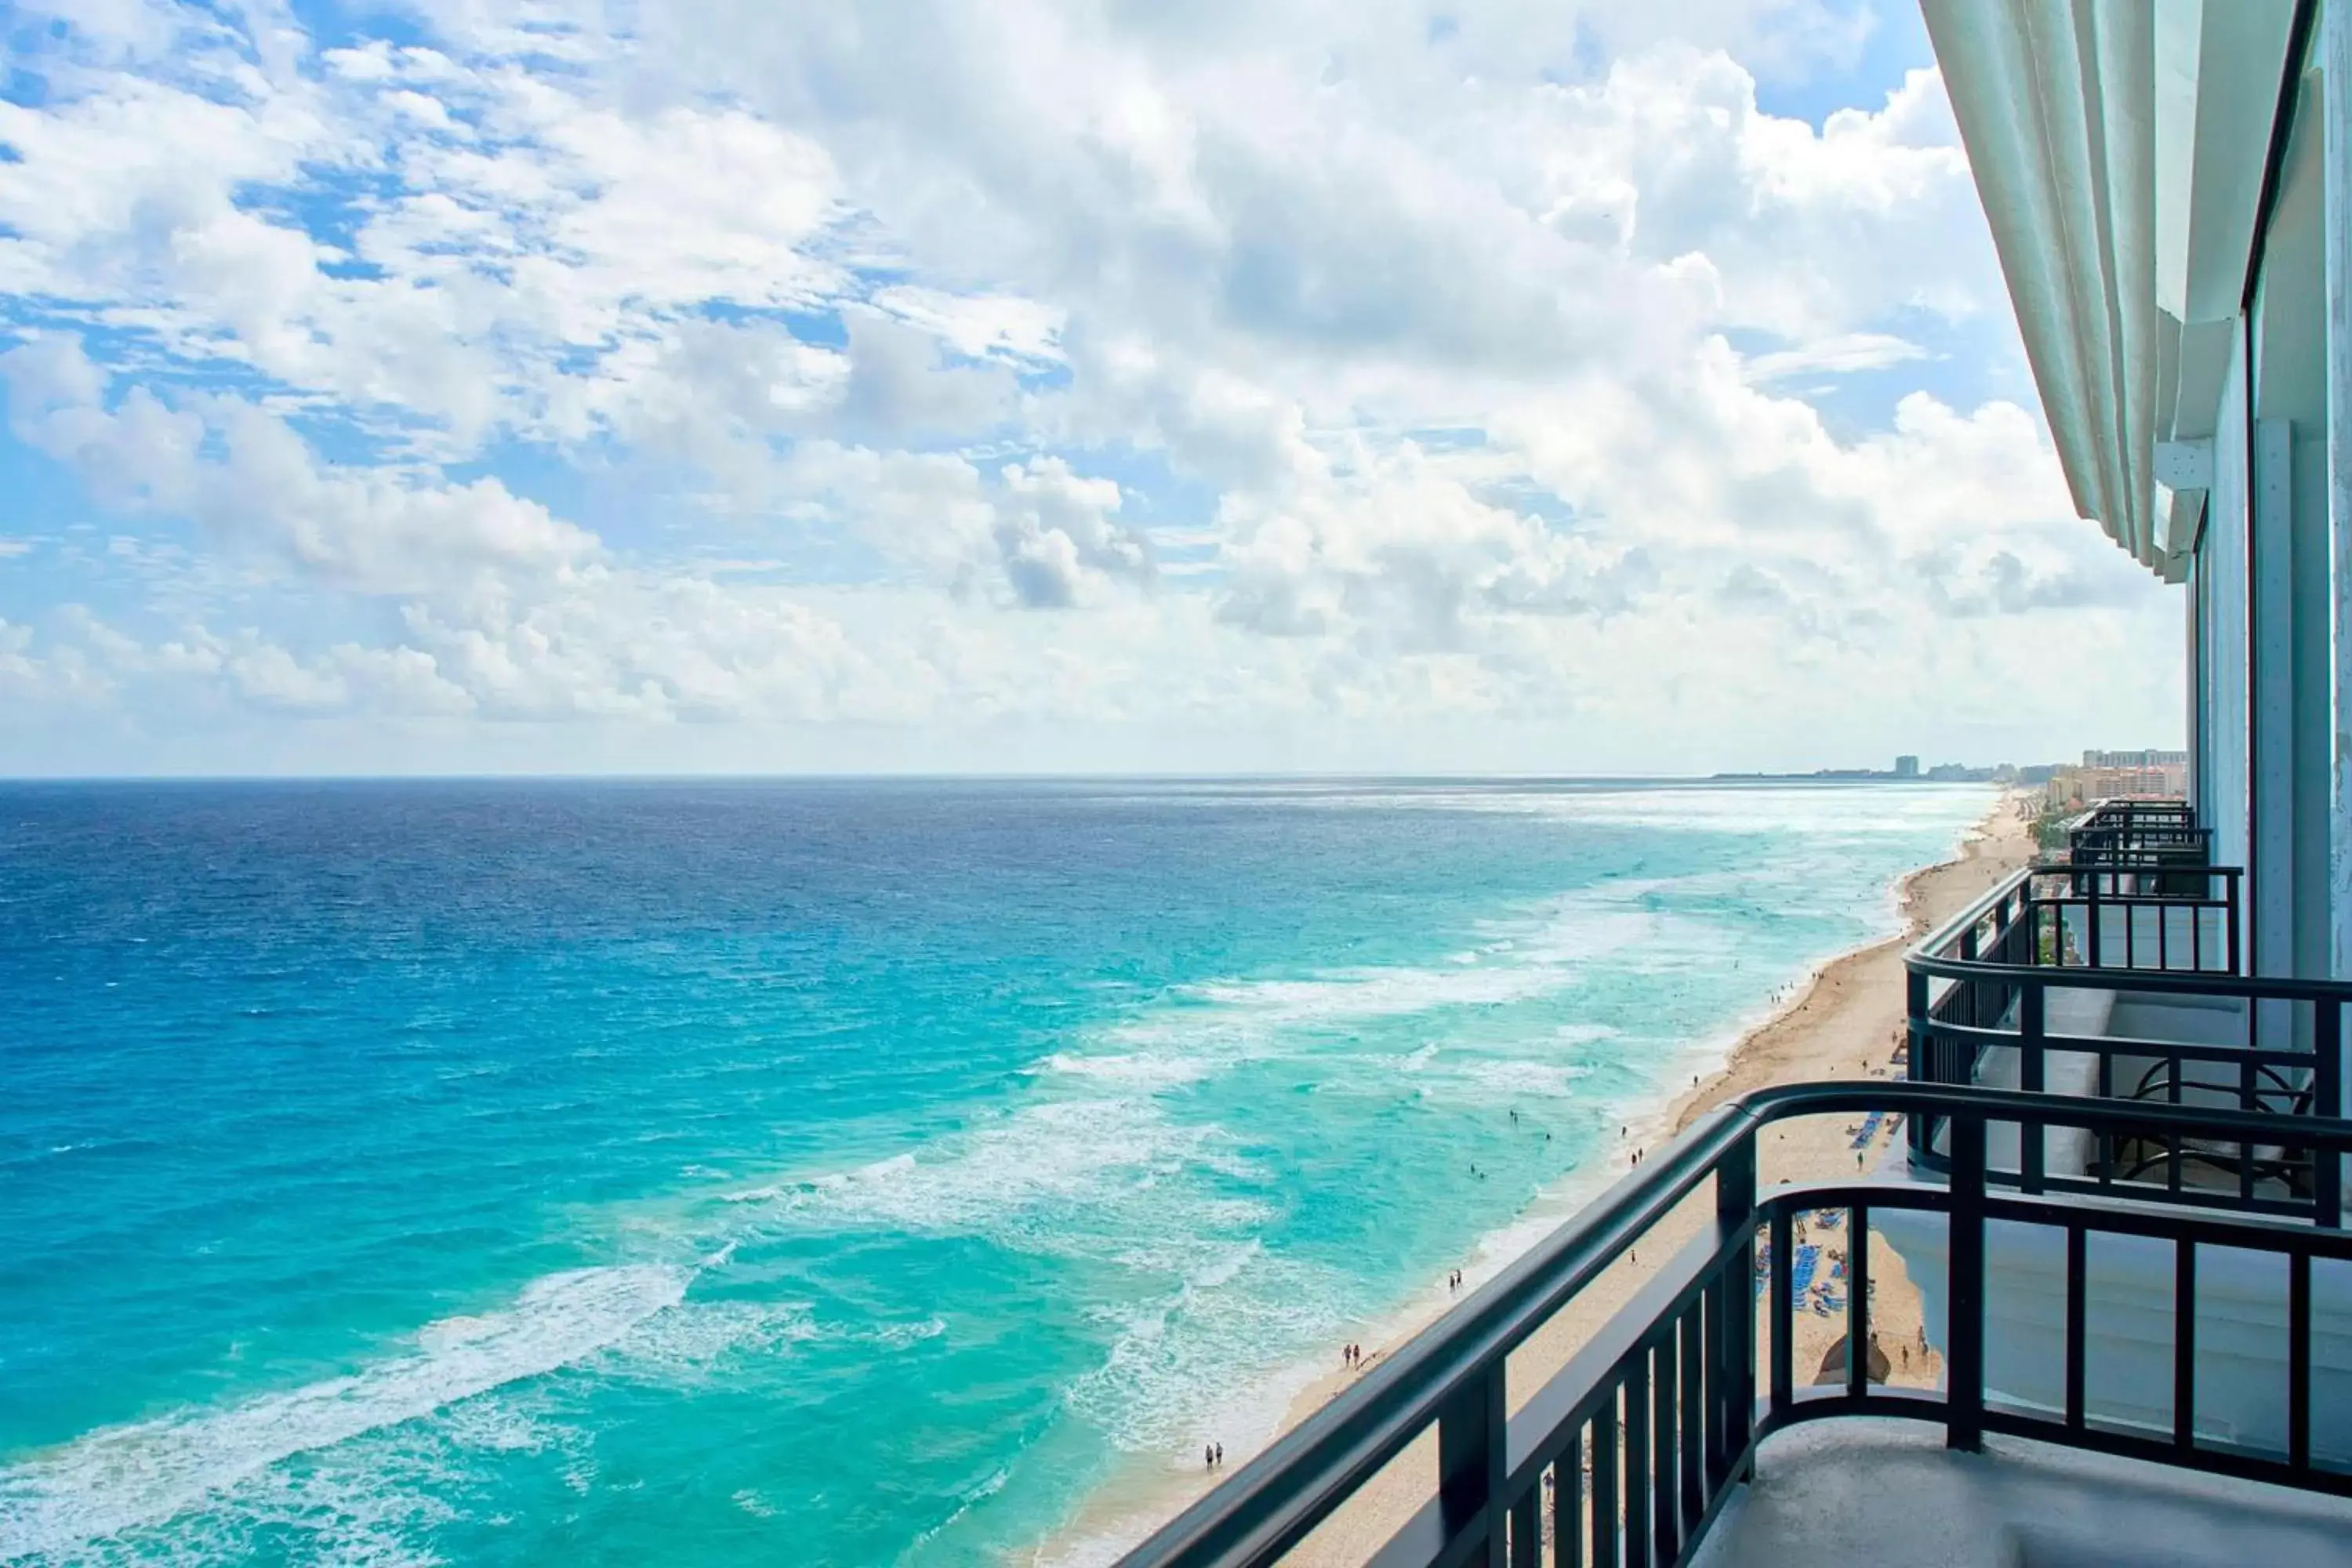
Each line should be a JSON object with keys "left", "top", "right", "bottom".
{"left": 2020, "top": 987, "right": 2045, "bottom": 1195}
{"left": 1437, "top": 1358, "right": 1505, "bottom": 1566}
{"left": 1678, "top": 1304, "right": 1702, "bottom": 1534}
{"left": 1700, "top": 1267, "right": 1725, "bottom": 1502}
{"left": 1624, "top": 1359, "right": 1650, "bottom": 1568}
{"left": 1958, "top": 917, "right": 1980, "bottom": 1088}
{"left": 1559, "top": 1426, "right": 1584, "bottom": 1568}
{"left": 1906, "top": 969, "right": 1932, "bottom": 1157}
{"left": 1650, "top": 1341, "right": 1675, "bottom": 1565}
{"left": 2227, "top": 871, "right": 2241, "bottom": 974}
{"left": 2096, "top": 1047, "right": 2114, "bottom": 1185}
{"left": 2064, "top": 1225, "right": 2086, "bottom": 1429}
{"left": 1592, "top": 1395, "right": 1619, "bottom": 1568}
{"left": 2173, "top": 1240, "right": 2196, "bottom": 1452}
{"left": 1769, "top": 1206, "right": 1794, "bottom": 1417}
{"left": 1848, "top": 1205, "right": 1871, "bottom": 1400}
{"left": 2241, "top": 1052, "right": 2259, "bottom": 1206}
{"left": 2317, "top": 1007, "right": 2343, "bottom": 1229}
{"left": 1947, "top": 1112, "right": 1987, "bottom": 1452}
{"left": 1510, "top": 1484, "right": 1538, "bottom": 1568}
{"left": 2289, "top": 1250, "right": 2312, "bottom": 1473}
{"left": 2167, "top": 1047, "right": 2184, "bottom": 1198}
{"left": 1717, "top": 1137, "right": 1755, "bottom": 1471}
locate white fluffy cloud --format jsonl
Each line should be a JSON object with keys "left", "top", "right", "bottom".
{"left": 0, "top": 0, "right": 2183, "bottom": 773}
{"left": 2, "top": 336, "right": 597, "bottom": 594}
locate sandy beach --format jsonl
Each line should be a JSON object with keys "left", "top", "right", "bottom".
{"left": 1039, "top": 791, "right": 2036, "bottom": 1566}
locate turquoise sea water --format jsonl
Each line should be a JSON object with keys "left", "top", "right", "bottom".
{"left": 0, "top": 779, "right": 1990, "bottom": 1566}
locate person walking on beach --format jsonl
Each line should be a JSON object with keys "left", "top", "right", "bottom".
{"left": 1205, "top": 1443, "right": 1214, "bottom": 1469}
{"left": 1214, "top": 1443, "right": 1224, "bottom": 1466}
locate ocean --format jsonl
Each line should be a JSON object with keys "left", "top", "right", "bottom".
{"left": 0, "top": 778, "right": 1990, "bottom": 1566}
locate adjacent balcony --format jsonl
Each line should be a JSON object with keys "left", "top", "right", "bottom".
{"left": 1884, "top": 798, "right": 2352, "bottom": 1514}
{"left": 1905, "top": 797, "right": 2350, "bottom": 1200}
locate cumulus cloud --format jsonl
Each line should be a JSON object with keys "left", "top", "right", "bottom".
{"left": 2, "top": 336, "right": 598, "bottom": 593}
{"left": 0, "top": 0, "right": 2183, "bottom": 772}
{"left": 994, "top": 459, "right": 1152, "bottom": 609}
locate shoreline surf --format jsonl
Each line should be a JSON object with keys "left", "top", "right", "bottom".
{"left": 1, "top": 778, "right": 2008, "bottom": 1567}
{"left": 1028, "top": 789, "right": 2030, "bottom": 1566}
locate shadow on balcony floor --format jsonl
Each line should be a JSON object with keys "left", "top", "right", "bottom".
{"left": 1686, "top": 1417, "right": 2352, "bottom": 1568}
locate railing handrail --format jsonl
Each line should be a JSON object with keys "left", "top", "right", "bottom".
{"left": 1120, "top": 1082, "right": 2352, "bottom": 1567}
{"left": 1906, "top": 953, "right": 2352, "bottom": 1002}
{"left": 1912, "top": 861, "right": 2238, "bottom": 964}
{"left": 2066, "top": 795, "right": 2191, "bottom": 824}
{"left": 1901, "top": 862, "right": 2352, "bottom": 1002}
{"left": 1116, "top": 1096, "right": 1753, "bottom": 1566}
{"left": 1911, "top": 862, "right": 2040, "bottom": 959}
{"left": 2062, "top": 797, "right": 2198, "bottom": 854}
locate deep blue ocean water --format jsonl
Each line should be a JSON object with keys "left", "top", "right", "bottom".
{"left": 0, "top": 779, "right": 1990, "bottom": 1565}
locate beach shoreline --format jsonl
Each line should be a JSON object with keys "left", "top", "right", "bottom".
{"left": 1029, "top": 789, "right": 2035, "bottom": 1566}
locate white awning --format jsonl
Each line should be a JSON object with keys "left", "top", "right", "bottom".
{"left": 1921, "top": 0, "right": 2299, "bottom": 583}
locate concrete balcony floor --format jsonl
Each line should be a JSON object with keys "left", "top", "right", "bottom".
{"left": 1685, "top": 1419, "right": 2352, "bottom": 1568}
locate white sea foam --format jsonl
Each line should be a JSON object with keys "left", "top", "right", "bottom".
{"left": 1446, "top": 1058, "right": 1596, "bottom": 1098}
{"left": 1087, "top": 895, "right": 1653, "bottom": 1077}
{"left": 1024, "top": 871, "right": 1715, "bottom": 1126}
{"left": 726, "top": 1097, "right": 1210, "bottom": 1241}
{"left": 1062, "top": 1242, "right": 1348, "bottom": 1458}
{"left": 906, "top": 1461, "right": 1014, "bottom": 1555}
{"left": 1041, "top": 1051, "right": 1214, "bottom": 1089}
{"left": 593, "top": 1296, "right": 822, "bottom": 1383}
{"left": 0, "top": 1264, "right": 687, "bottom": 1559}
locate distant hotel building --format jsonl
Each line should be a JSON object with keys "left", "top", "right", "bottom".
{"left": 2082, "top": 749, "right": 2190, "bottom": 770}
{"left": 2045, "top": 749, "right": 2192, "bottom": 807}
{"left": 1893, "top": 754, "right": 1921, "bottom": 779}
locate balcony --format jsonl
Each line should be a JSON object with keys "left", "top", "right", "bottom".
{"left": 1878, "top": 798, "right": 2352, "bottom": 1525}
{"left": 2063, "top": 797, "right": 2207, "bottom": 860}
{"left": 1121, "top": 800, "right": 2352, "bottom": 1568}
{"left": 1120, "top": 1085, "right": 2352, "bottom": 1567}
{"left": 1904, "top": 798, "right": 2347, "bottom": 1200}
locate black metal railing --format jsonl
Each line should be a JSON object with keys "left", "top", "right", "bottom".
{"left": 1914, "top": 858, "right": 2239, "bottom": 982}
{"left": 2065, "top": 797, "right": 2212, "bottom": 874}
{"left": 1903, "top": 862, "right": 2352, "bottom": 1215}
{"left": 1120, "top": 1083, "right": 2352, "bottom": 1568}
{"left": 2067, "top": 797, "right": 2196, "bottom": 833}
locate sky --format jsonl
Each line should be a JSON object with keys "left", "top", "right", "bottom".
{"left": 0, "top": 0, "right": 2187, "bottom": 777}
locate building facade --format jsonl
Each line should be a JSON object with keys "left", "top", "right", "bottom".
{"left": 1923, "top": 0, "right": 2352, "bottom": 984}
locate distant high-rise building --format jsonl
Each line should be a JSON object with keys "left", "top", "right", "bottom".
{"left": 1893, "top": 755, "right": 1920, "bottom": 779}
